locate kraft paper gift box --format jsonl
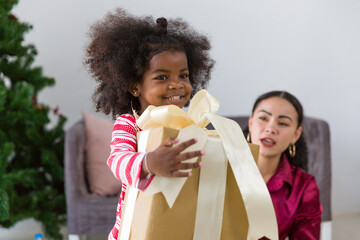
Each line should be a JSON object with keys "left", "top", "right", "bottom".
{"left": 119, "top": 90, "right": 278, "bottom": 240}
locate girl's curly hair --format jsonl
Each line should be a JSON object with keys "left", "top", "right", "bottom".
{"left": 244, "top": 91, "right": 309, "bottom": 171}
{"left": 85, "top": 8, "right": 215, "bottom": 119}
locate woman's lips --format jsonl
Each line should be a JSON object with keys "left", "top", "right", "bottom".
{"left": 260, "top": 138, "right": 276, "bottom": 147}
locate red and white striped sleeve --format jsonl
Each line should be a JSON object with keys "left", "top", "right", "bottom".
{"left": 107, "top": 114, "right": 153, "bottom": 190}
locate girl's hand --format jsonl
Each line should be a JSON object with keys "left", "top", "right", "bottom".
{"left": 143, "top": 138, "right": 204, "bottom": 178}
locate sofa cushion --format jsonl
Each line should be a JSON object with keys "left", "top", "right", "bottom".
{"left": 82, "top": 112, "right": 122, "bottom": 196}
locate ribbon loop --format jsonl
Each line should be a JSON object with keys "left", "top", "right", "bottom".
{"left": 188, "top": 89, "right": 220, "bottom": 128}
{"left": 137, "top": 105, "right": 195, "bottom": 130}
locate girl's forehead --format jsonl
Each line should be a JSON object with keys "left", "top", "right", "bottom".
{"left": 148, "top": 51, "right": 188, "bottom": 67}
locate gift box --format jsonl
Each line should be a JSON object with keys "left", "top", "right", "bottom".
{"left": 119, "top": 90, "right": 278, "bottom": 240}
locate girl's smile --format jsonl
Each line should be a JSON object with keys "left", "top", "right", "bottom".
{"left": 133, "top": 50, "right": 192, "bottom": 114}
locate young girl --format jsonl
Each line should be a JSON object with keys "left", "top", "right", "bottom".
{"left": 245, "top": 91, "right": 322, "bottom": 240}
{"left": 85, "top": 9, "right": 214, "bottom": 240}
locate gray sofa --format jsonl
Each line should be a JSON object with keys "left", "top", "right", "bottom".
{"left": 65, "top": 116, "right": 331, "bottom": 237}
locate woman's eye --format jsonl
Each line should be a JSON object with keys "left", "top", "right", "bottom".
{"left": 259, "top": 116, "right": 267, "bottom": 121}
{"left": 279, "top": 122, "right": 289, "bottom": 127}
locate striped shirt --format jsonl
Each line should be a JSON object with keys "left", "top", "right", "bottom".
{"left": 108, "top": 114, "right": 154, "bottom": 240}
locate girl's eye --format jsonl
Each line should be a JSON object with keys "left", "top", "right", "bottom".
{"left": 180, "top": 73, "right": 189, "bottom": 79}
{"left": 155, "top": 75, "right": 167, "bottom": 80}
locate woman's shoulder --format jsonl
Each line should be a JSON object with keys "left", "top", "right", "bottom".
{"left": 292, "top": 165, "right": 321, "bottom": 215}
{"left": 291, "top": 165, "right": 319, "bottom": 191}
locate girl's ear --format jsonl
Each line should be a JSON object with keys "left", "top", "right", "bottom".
{"left": 128, "top": 83, "right": 141, "bottom": 97}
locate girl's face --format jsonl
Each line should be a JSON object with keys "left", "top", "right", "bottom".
{"left": 248, "top": 97, "right": 302, "bottom": 160}
{"left": 133, "top": 50, "right": 192, "bottom": 114}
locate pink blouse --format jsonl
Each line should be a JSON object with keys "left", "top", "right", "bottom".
{"left": 267, "top": 155, "right": 322, "bottom": 240}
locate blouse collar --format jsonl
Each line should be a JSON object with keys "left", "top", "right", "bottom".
{"left": 267, "top": 154, "right": 293, "bottom": 191}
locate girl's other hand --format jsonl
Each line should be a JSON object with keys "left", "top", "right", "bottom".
{"left": 144, "top": 138, "right": 204, "bottom": 178}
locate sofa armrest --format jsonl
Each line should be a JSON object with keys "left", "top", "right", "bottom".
{"left": 65, "top": 121, "right": 89, "bottom": 198}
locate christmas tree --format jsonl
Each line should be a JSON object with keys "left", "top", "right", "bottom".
{"left": 0, "top": 0, "right": 67, "bottom": 239}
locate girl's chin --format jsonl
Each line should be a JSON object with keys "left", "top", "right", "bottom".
{"left": 172, "top": 103, "right": 186, "bottom": 109}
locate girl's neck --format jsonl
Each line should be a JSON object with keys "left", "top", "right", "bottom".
{"left": 257, "top": 154, "right": 282, "bottom": 183}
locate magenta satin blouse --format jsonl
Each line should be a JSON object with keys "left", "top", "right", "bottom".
{"left": 266, "top": 155, "right": 322, "bottom": 240}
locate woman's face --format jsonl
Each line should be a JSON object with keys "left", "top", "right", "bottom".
{"left": 248, "top": 97, "right": 302, "bottom": 160}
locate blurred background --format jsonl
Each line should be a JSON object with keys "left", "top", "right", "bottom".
{"left": 1, "top": 0, "right": 359, "bottom": 239}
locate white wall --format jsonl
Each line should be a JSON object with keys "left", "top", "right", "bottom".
{"left": 11, "top": 0, "right": 360, "bottom": 217}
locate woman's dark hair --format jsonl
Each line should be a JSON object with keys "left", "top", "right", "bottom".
{"left": 245, "top": 91, "right": 308, "bottom": 171}
{"left": 85, "top": 8, "right": 215, "bottom": 119}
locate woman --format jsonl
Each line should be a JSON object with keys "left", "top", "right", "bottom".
{"left": 246, "top": 91, "right": 322, "bottom": 240}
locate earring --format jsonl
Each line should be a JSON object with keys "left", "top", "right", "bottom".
{"left": 131, "top": 101, "right": 140, "bottom": 120}
{"left": 133, "top": 91, "right": 139, "bottom": 97}
{"left": 246, "top": 132, "right": 251, "bottom": 143}
{"left": 288, "top": 144, "right": 296, "bottom": 158}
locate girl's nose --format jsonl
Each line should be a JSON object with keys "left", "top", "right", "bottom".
{"left": 168, "top": 77, "right": 184, "bottom": 89}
